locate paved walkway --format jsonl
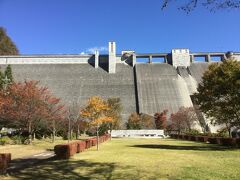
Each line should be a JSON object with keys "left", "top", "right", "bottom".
{"left": 7, "top": 151, "right": 55, "bottom": 172}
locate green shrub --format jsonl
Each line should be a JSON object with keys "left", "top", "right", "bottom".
{"left": 0, "top": 136, "right": 13, "bottom": 145}
{"left": 185, "top": 129, "right": 200, "bottom": 136}
{"left": 10, "top": 135, "right": 28, "bottom": 144}
{"left": 216, "top": 129, "right": 229, "bottom": 138}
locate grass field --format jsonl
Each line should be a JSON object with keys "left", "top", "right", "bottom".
{"left": 2, "top": 138, "right": 240, "bottom": 180}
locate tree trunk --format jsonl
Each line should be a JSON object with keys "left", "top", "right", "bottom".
{"left": 33, "top": 132, "right": 35, "bottom": 141}
{"left": 226, "top": 124, "right": 231, "bottom": 137}
{"left": 228, "top": 128, "right": 231, "bottom": 138}
{"left": 52, "top": 120, "right": 56, "bottom": 143}
{"left": 97, "top": 125, "right": 99, "bottom": 151}
{"left": 110, "top": 128, "right": 112, "bottom": 141}
{"left": 68, "top": 118, "right": 71, "bottom": 143}
{"left": 52, "top": 129, "right": 56, "bottom": 143}
{"left": 70, "top": 129, "right": 73, "bottom": 140}
{"left": 28, "top": 121, "right": 32, "bottom": 144}
{"left": 77, "top": 124, "right": 80, "bottom": 139}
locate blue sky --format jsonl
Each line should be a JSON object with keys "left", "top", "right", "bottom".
{"left": 0, "top": 0, "right": 240, "bottom": 54}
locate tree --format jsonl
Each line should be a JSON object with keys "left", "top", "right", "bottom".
{"left": 0, "top": 27, "right": 19, "bottom": 55}
{"left": 4, "top": 65, "right": 13, "bottom": 84}
{"left": 106, "top": 98, "right": 122, "bottom": 134}
{"left": 0, "top": 80, "right": 65, "bottom": 143}
{"left": 126, "top": 112, "right": 141, "bottom": 129}
{"left": 80, "top": 96, "right": 113, "bottom": 150}
{"left": 127, "top": 113, "right": 155, "bottom": 129}
{"left": 66, "top": 103, "right": 83, "bottom": 141}
{"left": 45, "top": 95, "right": 66, "bottom": 143}
{"left": 194, "top": 59, "right": 240, "bottom": 137}
{"left": 0, "top": 70, "right": 4, "bottom": 89}
{"left": 170, "top": 107, "right": 198, "bottom": 134}
{"left": 0, "top": 65, "right": 13, "bottom": 90}
{"left": 140, "top": 113, "right": 155, "bottom": 129}
{"left": 161, "top": 0, "right": 240, "bottom": 13}
{"left": 154, "top": 110, "right": 168, "bottom": 130}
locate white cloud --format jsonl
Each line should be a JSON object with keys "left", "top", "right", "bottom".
{"left": 80, "top": 46, "right": 108, "bottom": 55}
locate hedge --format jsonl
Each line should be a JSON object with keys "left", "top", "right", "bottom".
{"left": 170, "top": 134, "right": 240, "bottom": 148}
{"left": 0, "top": 153, "right": 11, "bottom": 174}
{"left": 54, "top": 134, "right": 110, "bottom": 159}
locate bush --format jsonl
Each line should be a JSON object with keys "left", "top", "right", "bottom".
{"left": 54, "top": 144, "right": 71, "bottom": 159}
{"left": 54, "top": 135, "right": 110, "bottom": 159}
{"left": 10, "top": 135, "right": 28, "bottom": 144}
{"left": 170, "top": 134, "right": 178, "bottom": 139}
{"left": 69, "top": 142, "right": 78, "bottom": 155}
{"left": 195, "top": 136, "right": 208, "bottom": 142}
{"left": 185, "top": 129, "right": 200, "bottom": 136}
{"left": 208, "top": 137, "right": 220, "bottom": 144}
{"left": 220, "top": 138, "right": 236, "bottom": 146}
{"left": 76, "top": 141, "right": 86, "bottom": 153}
{"left": 236, "top": 138, "right": 240, "bottom": 147}
{"left": 183, "top": 135, "right": 189, "bottom": 140}
{"left": 0, "top": 153, "right": 11, "bottom": 174}
{"left": 90, "top": 138, "right": 97, "bottom": 146}
{"left": 0, "top": 136, "right": 13, "bottom": 145}
{"left": 188, "top": 135, "right": 196, "bottom": 141}
{"left": 85, "top": 140, "right": 91, "bottom": 149}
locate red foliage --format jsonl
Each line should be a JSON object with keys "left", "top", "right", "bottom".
{"left": 54, "top": 135, "right": 110, "bottom": 159}
{"left": 0, "top": 153, "right": 11, "bottom": 173}
{"left": 76, "top": 141, "right": 86, "bottom": 153}
{"left": 219, "top": 138, "right": 237, "bottom": 146}
{"left": 154, "top": 110, "right": 168, "bottom": 129}
{"left": 0, "top": 81, "right": 66, "bottom": 135}
{"left": 170, "top": 107, "right": 197, "bottom": 134}
{"left": 195, "top": 136, "right": 208, "bottom": 142}
{"left": 170, "top": 134, "right": 240, "bottom": 148}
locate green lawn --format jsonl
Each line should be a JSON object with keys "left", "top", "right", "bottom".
{"left": 3, "top": 138, "right": 240, "bottom": 180}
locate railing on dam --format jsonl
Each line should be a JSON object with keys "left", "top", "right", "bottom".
{"left": 0, "top": 47, "right": 239, "bottom": 67}
{"left": 110, "top": 130, "right": 165, "bottom": 138}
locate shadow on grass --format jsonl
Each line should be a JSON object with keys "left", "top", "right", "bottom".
{"left": 6, "top": 157, "right": 140, "bottom": 180}
{"left": 129, "top": 144, "right": 235, "bottom": 151}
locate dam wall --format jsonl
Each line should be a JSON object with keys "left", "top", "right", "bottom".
{"left": 0, "top": 42, "right": 239, "bottom": 128}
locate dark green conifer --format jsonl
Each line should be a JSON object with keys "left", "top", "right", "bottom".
{"left": 0, "top": 70, "right": 4, "bottom": 89}
{"left": 4, "top": 65, "right": 13, "bottom": 83}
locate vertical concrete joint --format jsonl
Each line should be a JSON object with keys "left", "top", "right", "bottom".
{"left": 94, "top": 50, "right": 99, "bottom": 68}
{"left": 108, "top": 42, "right": 116, "bottom": 73}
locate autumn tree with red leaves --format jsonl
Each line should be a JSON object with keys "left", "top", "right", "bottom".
{"left": 0, "top": 81, "right": 66, "bottom": 143}
{"left": 154, "top": 110, "right": 168, "bottom": 130}
{"left": 170, "top": 107, "right": 198, "bottom": 134}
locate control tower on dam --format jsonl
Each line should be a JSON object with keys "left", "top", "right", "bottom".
{"left": 0, "top": 42, "right": 239, "bottom": 125}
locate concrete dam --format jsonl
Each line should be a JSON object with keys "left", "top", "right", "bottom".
{"left": 0, "top": 42, "right": 240, "bottom": 124}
